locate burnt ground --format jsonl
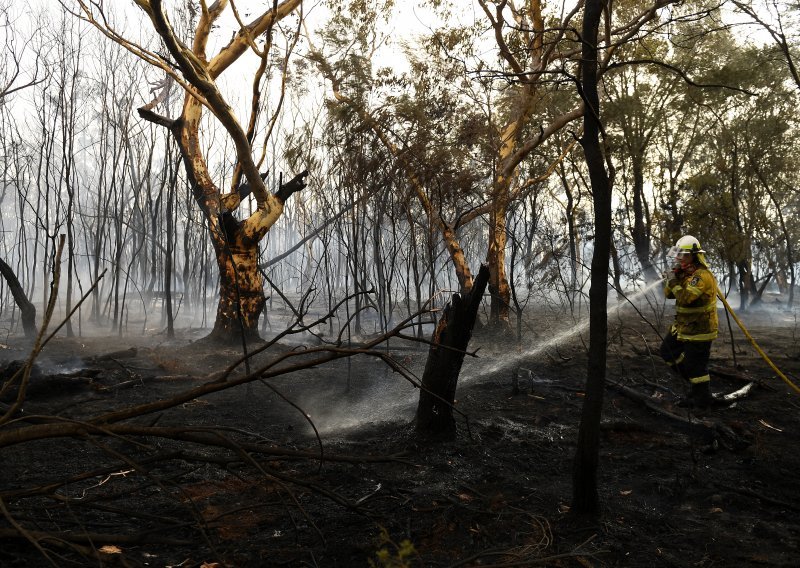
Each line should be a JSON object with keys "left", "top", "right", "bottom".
{"left": 0, "top": 303, "right": 799, "bottom": 567}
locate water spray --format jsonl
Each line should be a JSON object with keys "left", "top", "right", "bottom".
{"left": 478, "top": 278, "right": 666, "bottom": 376}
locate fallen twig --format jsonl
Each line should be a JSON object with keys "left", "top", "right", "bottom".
{"left": 714, "top": 482, "right": 800, "bottom": 512}
{"left": 0, "top": 497, "right": 59, "bottom": 567}
{"left": 447, "top": 532, "right": 605, "bottom": 567}
{"left": 708, "top": 364, "right": 770, "bottom": 389}
{"left": 0, "top": 527, "right": 192, "bottom": 546}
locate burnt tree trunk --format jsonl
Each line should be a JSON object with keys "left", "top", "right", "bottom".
{"left": 751, "top": 272, "right": 773, "bottom": 306}
{"left": 572, "top": 0, "right": 612, "bottom": 516}
{"left": 205, "top": 173, "right": 307, "bottom": 343}
{"left": 207, "top": 214, "right": 268, "bottom": 343}
{"left": 415, "top": 264, "right": 490, "bottom": 436}
{"left": 0, "top": 257, "right": 36, "bottom": 338}
{"left": 737, "top": 259, "right": 757, "bottom": 311}
{"left": 631, "top": 155, "right": 659, "bottom": 282}
{"left": 487, "top": 198, "right": 512, "bottom": 329}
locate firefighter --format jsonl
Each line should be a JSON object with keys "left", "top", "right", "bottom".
{"left": 660, "top": 235, "right": 719, "bottom": 408}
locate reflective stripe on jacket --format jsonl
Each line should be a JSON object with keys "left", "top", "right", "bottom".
{"left": 664, "top": 267, "right": 719, "bottom": 341}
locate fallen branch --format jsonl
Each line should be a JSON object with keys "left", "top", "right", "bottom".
{"left": 86, "top": 347, "right": 138, "bottom": 363}
{"left": 0, "top": 451, "right": 185, "bottom": 501}
{"left": 0, "top": 527, "right": 192, "bottom": 546}
{"left": 714, "top": 482, "right": 800, "bottom": 512}
{"left": 0, "top": 236, "right": 66, "bottom": 422}
{"left": 447, "top": 532, "right": 605, "bottom": 567}
{"left": 0, "top": 497, "right": 58, "bottom": 567}
{"left": 607, "top": 381, "right": 749, "bottom": 450}
{"left": 708, "top": 364, "right": 768, "bottom": 387}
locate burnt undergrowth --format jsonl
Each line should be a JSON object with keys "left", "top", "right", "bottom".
{"left": 0, "top": 305, "right": 799, "bottom": 567}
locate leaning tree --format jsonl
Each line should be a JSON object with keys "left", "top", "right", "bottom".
{"left": 0, "top": 0, "right": 44, "bottom": 338}
{"left": 70, "top": 0, "right": 308, "bottom": 342}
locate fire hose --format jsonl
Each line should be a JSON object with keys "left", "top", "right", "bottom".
{"left": 717, "top": 291, "right": 800, "bottom": 396}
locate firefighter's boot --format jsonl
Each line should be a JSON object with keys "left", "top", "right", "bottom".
{"left": 679, "top": 380, "right": 714, "bottom": 409}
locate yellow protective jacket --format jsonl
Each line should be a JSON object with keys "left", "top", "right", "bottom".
{"left": 664, "top": 267, "right": 719, "bottom": 341}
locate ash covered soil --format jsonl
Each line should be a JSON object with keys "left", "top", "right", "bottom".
{"left": 1, "top": 304, "right": 799, "bottom": 567}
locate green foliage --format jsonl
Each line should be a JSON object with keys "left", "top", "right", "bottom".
{"left": 602, "top": 0, "right": 800, "bottom": 286}
{"left": 369, "top": 527, "right": 418, "bottom": 568}
{"left": 304, "top": 0, "right": 800, "bottom": 292}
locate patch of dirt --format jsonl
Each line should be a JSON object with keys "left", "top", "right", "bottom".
{"left": 1, "top": 306, "right": 799, "bottom": 567}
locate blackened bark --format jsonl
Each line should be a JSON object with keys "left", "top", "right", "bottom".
{"left": 275, "top": 170, "right": 309, "bottom": 203}
{"left": 0, "top": 257, "right": 36, "bottom": 338}
{"left": 631, "top": 157, "right": 658, "bottom": 282}
{"left": 737, "top": 259, "right": 757, "bottom": 311}
{"left": 208, "top": 225, "right": 266, "bottom": 344}
{"left": 229, "top": 172, "right": 268, "bottom": 211}
{"left": 415, "top": 264, "right": 490, "bottom": 436}
{"left": 572, "top": 0, "right": 611, "bottom": 516}
{"left": 487, "top": 203, "right": 512, "bottom": 329}
{"left": 751, "top": 272, "right": 773, "bottom": 306}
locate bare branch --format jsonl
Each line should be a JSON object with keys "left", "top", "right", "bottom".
{"left": 604, "top": 59, "right": 758, "bottom": 96}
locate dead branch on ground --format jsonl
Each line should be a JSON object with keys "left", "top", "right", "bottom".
{"left": 608, "top": 381, "right": 750, "bottom": 450}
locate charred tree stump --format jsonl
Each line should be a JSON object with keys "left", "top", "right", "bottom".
{"left": 415, "top": 264, "right": 489, "bottom": 436}
{"left": 0, "top": 257, "right": 36, "bottom": 338}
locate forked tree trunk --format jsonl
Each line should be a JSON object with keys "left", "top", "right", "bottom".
{"left": 415, "top": 264, "right": 490, "bottom": 436}
{"left": 0, "top": 257, "right": 37, "bottom": 338}
{"left": 127, "top": 0, "right": 306, "bottom": 344}
{"left": 141, "top": 96, "right": 307, "bottom": 344}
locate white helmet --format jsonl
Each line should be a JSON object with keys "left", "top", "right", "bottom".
{"left": 668, "top": 235, "right": 709, "bottom": 268}
{"left": 675, "top": 235, "right": 705, "bottom": 254}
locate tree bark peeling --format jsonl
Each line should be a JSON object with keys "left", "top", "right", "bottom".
{"left": 209, "top": 225, "right": 265, "bottom": 342}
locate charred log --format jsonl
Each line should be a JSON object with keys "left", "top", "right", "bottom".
{"left": 415, "top": 264, "right": 490, "bottom": 437}
{"left": 608, "top": 381, "right": 751, "bottom": 451}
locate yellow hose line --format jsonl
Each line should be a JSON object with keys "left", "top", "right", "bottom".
{"left": 717, "top": 292, "right": 800, "bottom": 396}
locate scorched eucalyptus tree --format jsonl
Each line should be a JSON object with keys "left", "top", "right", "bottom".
{"left": 70, "top": 0, "right": 308, "bottom": 342}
